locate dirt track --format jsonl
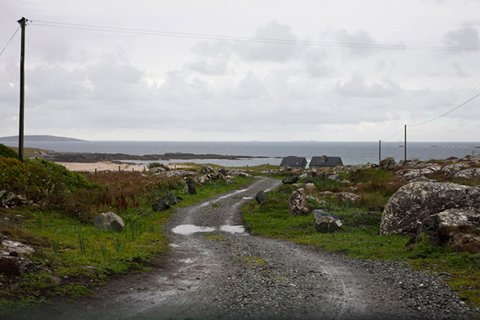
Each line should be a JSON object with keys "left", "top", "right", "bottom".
{"left": 14, "top": 177, "right": 477, "bottom": 319}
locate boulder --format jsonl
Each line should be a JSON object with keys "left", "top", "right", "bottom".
{"left": 441, "top": 163, "right": 470, "bottom": 175}
{"left": 420, "top": 209, "right": 480, "bottom": 251}
{"left": 289, "top": 188, "right": 309, "bottom": 216}
{"left": 152, "top": 193, "right": 177, "bottom": 211}
{"left": 327, "top": 174, "right": 341, "bottom": 182}
{"left": 304, "top": 183, "right": 316, "bottom": 194}
{"left": 401, "top": 166, "right": 440, "bottom": 180}
{"left": 94, "top": 212, "right": 125, "bottom": 231}
{"left": 282, "top": 176, "right": 299, "bottom": 184}
{"left": 379, "top": 157, "right": 396, "bottom": 170}
{"left": 312, "top": 210, "right": 343, "bottom": 233}
{"left": 380, "top": 182, "right": 480, "bottom": 235}
{"left": 454, "top": 168, "right": 480, "bottom": 179}
{"left": 184, "top": 177, "right": 196, "bottom": 195}
{"left": 255, "top": 190, "right": 268, "bottom": 204}
{"left": 338, "top": 192, "right": 361, "bottom": 203}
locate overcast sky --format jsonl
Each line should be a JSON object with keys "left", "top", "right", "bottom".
{"left": 1, "top": 0, "right": 480, "bottom": 142}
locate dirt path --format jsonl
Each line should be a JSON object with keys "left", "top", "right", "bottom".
{"left": 19, "top": 177, "right": 476, "bottom": 320}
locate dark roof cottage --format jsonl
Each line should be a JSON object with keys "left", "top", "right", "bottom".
{"left": 280, "top": 156, "right": 307, "bottom": 169}
{"left": 310, "top": 155, "right": 343, "bottom": 168}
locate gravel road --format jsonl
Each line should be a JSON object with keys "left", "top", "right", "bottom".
{"left": 17, "top": 177, "right": 479, "bottom": 319}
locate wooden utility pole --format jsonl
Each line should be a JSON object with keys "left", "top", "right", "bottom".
{"left": 378, "top": 140, "right": 381, "bottom": 164}
{"left": 404, "top": 124, "right": 407, "bottom": 162}
{"left": 18, "top": 17, "right": 27, "bottom": 162}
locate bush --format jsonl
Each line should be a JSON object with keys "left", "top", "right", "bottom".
{"left": 0, "top": 144, "right": 18, "bottom": 159}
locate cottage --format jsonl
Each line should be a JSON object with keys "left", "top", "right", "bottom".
{"left": 280, "top": 156, "right": 307, "bottom": 169}
{"left": 310, "top": 155, "right": 343, "bottom": 168}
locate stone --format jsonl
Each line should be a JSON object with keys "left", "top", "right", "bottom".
{"left": 379, "top": 157, "right": 396, "bottom": 170}
{"left": 289, "top": 188, "right": 309, "bottom": 216}
{"left": 282, "top": 176, "right": 299, "bottom": 184}
{"left": 0, "top": 257, "right": 21, "bottom": 276}
{"left": 380, "top": 182, "right": 480, "bottom": 235}
{"left": 402, "top": 167, "right": 440, "bottom": 180}
{"left": 94, "top": 212, "right": 125, "bottom": 231}
{"left": 304, "top": 183, "right": 316, "bottom": 194}
{"left": 184, "top": 177, "right": 196, "bottom": 195}
{"left": 312, "top": 210, "right": 342, "bottom": 233}
{"left": 255, "top": 190, "right": 268, "bottom": 204}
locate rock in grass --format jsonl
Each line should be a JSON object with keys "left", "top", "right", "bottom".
{"left": 95, "top": 212, "right": 124, "bottom": 231}
{"left": 312, "top": 210, "right": 342, "bottom": 233}
{"left": 255, "top": 190, "right": 268, "bottom": 204}
{"left": 184, "top": 177, "right": 196, "bottom": 195}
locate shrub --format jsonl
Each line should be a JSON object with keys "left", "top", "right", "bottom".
{"left": 0, "top": 144, "right": 18, "bottom": 159}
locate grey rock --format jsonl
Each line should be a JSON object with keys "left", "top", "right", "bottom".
{"left": 282, "top": 176, "right": 299, "bottom": 184}
{"left": 380, "top": 157, "right": 396, "bottom": 170}
{"left": 327, "top": 174, "right": 341, "bottom": 182}
{"left": 94, "top": 212, "right": 125, "bottom": 231}
{"left": 255, "top": 191, "right": 268, "bottom": 204}
{"left": 380, "top": 182, "right": 480, "bottom": 235}
{"left": 312, "top": 210, "right": 342, "bottom": 233}
{"left": 453, "top": 168, "right": 480, "bottom": 179}
{"left": 441, "top": 163, "right": 470, "bottom": 175}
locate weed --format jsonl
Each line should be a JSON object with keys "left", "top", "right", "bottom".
{"left": 113, "top": 236, "right": 125, "bottom": 254}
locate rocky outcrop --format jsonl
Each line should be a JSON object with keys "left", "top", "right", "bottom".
{"left": 454, "top": 168, "right": 480, "bottom": 179}
{"left": 380, "top": 157, "right": 396, "bottom": 170}
{"left": 380, "top": 182, "right": 480, "bottom": 235}
{"left": 440, "top": 163, "right": 470, "bottom": 175}
{"left": 312, "top": 210, "right": 342, "bottom": 233}
{"left": 94, "top": 212, "right": 125, "bottom": 231}
{"left": 289, "top": 188, "right": 309, "bottom": 216}
{"left": 0, "top": 190, "right": 33, "bottom": 208}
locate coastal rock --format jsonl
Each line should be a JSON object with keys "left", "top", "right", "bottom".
{"left": 402, "top": 167, "right": 436, "bottom": 180}
{"left": 380, "top": 182, "right": 480, "bottom": 235}
{"left": 289, "top": 188, "right": 309, "bottom": 216}
{"left": 380, "top": 157, "right": 396, "bottom": 170}
{"left": 94, "top": 212, "right": 125, "bottom": 231}
{"left": 454, "top": 168, "right": 480, "bottom": 179}
{"left": 441, "top": 163, "right": 470, "bottom": 175}
{"left": 312, "top": 210, "right": 342, "bottom": 233}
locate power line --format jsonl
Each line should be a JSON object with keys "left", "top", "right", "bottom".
{"left": 0, "top": 27, "right": 20, "bottom": 57}
{"left": 30, "top": 19, "right": 480, "bottom": 52}
{"left": 409, "top": 91, "right": 480, "bottom": 128}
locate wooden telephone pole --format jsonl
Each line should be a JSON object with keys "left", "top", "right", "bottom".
{"left": 18, "top": 17, "right": 27, "bottom": 162}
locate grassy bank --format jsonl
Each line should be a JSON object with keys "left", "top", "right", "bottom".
{"left": 242, "top": 169, "right": 480, "bottom": 307}
{"left": 0, "top": 156, "right": 252, "bottom": 311}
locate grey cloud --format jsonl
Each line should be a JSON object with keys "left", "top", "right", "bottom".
{"left": 186, "top": 59, "right": 229, "bottom": 75}
{"left": 335, "top": 73, "right": 400, "bottom": 98}
{"left": 443, "top": 25, "right": 480, "bottom": 48}
{"left": 236, "top": 20, "right": 299, "bottom": 62}
{"left": 335, "top": 29, "right": 377, "bottom": 56}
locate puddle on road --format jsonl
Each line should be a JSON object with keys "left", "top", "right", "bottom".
{"left": 219, "top": 225, "right": 245, "bottom": 233}
{"left": 172, "top": 224, "right": 246, "bottom": 235}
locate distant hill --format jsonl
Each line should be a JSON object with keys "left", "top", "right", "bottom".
{"left": 0, "top": 135, "right": 84, "bottom": 142}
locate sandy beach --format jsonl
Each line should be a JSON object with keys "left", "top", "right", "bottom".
{"left": 56, "top": 161, "right": 147, "bottom": 172}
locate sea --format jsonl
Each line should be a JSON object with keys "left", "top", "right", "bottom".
{"left": 3, "top": 140, "right": 480, "bottom": 168}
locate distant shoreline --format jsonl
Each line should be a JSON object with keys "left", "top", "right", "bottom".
{"left": 0, "top": 135, "right": 83, "bottom": 142}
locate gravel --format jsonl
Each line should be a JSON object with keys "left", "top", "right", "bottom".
{"left": 12, "top": 177, "right": 480, "bottom": 320}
